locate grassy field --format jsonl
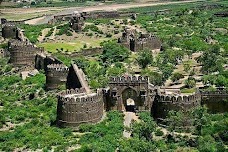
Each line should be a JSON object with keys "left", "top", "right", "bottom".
{"left": 37, "top": 38, "right": 109, "bottom": 53}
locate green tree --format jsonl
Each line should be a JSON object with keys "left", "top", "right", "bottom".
{"left": 171, "top": 72, "right": 184, "bottom": 82}
{"left": 184, "top": 77, "right": 196, "bottom": 88}
{"left": 137, "top": 49, "right": 153, "bottom": 68}
{"left": 197, "top": 45, "right": 224, "bottom": 74}
{"left": 101, "top": 41, "right": 130, "bottom": 65}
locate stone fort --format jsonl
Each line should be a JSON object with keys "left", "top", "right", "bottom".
{"left": 1, "top": 14, "right": 228, "bottom": 128}
{"left": 118, "top": 27, "right": 162, "bottom": 52}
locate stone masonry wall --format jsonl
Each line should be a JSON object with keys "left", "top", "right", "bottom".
{"left": 46, "top": 64, "right": 69, "bottom": 90}
{"left": 57, "top": 89, "right": 104, "bottom": 127}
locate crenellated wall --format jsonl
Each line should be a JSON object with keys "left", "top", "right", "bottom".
{"left": 2, "top": 23, "right": 17, "bottom": 39}
{"left": 201, "top": 90, "right": 228, "bottom": 113}
{"left": 57, "top": 89, "right": 104, "bottom": 127}
{"left": 119, "top": 28, "right": 162, "bottom": 52}
{"left": 35, "top": 53, "right": 63, "bottom": 72}
{"left": 46, "top": 64, "right": 69, "bottom": 90}
{"left": 152, "top": 90, "right": 201, "bottom": 123}
{"left": 8, "top": 39, "right": 43, "bottom": 67}
{"left": 105, "top": 75, "right": 155, "bottom": 112}
{"left": 109, "top": 75, "right": 149, "bottom": 84}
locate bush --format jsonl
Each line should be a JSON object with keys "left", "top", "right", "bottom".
{"left": 155, "top": 129, "right": 164, "bottom": 136}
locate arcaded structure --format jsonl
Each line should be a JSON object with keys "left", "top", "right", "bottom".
{"left": 104, "top": 75, "right": 156, "bottom": 112}
{"left": 69, "top": 12, "right": 84, "bottom": 32}
{"left": 8, "top": 40, "right": 43, "bottom": 67}
{"left": 2, "top": 23, "right": 17, "bottom": 39}
{"left": 152, "top": 88, "right": 201, "bottom": 123}
{"left": 118, "top": 28, "right": 162, "bottom": 52}
{"left": 46, "top": 64, "right": 69, "bottom": 90}
{"left": 57, "top": 88, "right": 104, "bottom": 127}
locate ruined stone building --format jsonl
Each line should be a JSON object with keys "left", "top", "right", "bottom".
{"left": 69, "top": 12, "right": 85, "bottom": 32}
{"left": 118, "top": 28, "right": 162, "bottom": 52}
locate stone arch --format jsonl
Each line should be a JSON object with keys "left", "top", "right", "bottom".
{"left": 122, "top": 87, "right": 138, "bottom": 112}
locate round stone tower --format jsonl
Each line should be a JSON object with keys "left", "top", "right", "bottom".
{"left": 8, "top": 40, "right": 42, "bottom": 67}
{"left": 57, "top": 88, "right": 104, "bottom": 127}
{"left": 46, "top": 64, "right": 69, "bottom": 90}
{"left": 2, "top": 23, "right": 17, "bottom": 39}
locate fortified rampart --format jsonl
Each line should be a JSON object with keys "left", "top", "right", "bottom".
{"left": 35, "top": 53, "right": 63, "bottom": 72}
{"left": 119, "top": 28, "right": 162, "bottom": 52}
{"left": 69, "top": 12, "right": 84, "bottom": 32}
{"left": 201, "top": 90, "right": 228, "bottom": 113}
{"left": 57, "top": 88, "right": 104, "bottom": 127}
{"left": 8, "top": 40, "right": 44, "bottom": 67}
{"left": 214, "top": 11, "right": 228, "bottom": 17}
{"left": 2, "top": 23, "right": 17, "bottom": 39}
{"left": 67, "top": 63, "right": 91, "bottom": 93}
{"left": 46, "top": 64, "right": 69, "bottom": 90}
{"left": 105, "top": 75, "right": 155, "bottom": 112}
{"left": 152, "top": 89, "right": 201, "bottom": 123}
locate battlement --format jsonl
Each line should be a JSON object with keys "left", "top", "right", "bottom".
{"left": 137, "top": 35, "right": 158, "bottom": 41}
{"left": 9, "top": 39, "right": 32, "bottom": 47}
{"left": 201, "top": 90, "right": 228, "bottom": 97}
{"left": 59, "top": 88, "right": 86, "bottom": 96}
{"left": 109, "top": 75, "right": 149, "bottom": 84}
{"left": 58, "top": 89, "right": 103, "bottom": 103}
{"left": 47, "top": 64, "right": 69, "bottom": 72}
{"left": 2, "top": 23, "right": 16, "bottom": 27}
{"left": 157, "top": 91, "right": 201, "bottom": 104}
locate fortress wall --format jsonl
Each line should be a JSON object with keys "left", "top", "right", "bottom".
{"left": 2, "top": 23, "right": 17, "bottom": 39}
{"left": 152, "top": 92, "right": 201, "bottom": 120}
{"left": 57, "top": 89, "right": 104, "bottom": 127}
{"left": 201, "top": 90, "right": 228, "bottom": 113}
{"left": 8, "top": 40, "right": 43, "bottom": 67}
{"left": 46, "top": 64, "right": 69, "bottom": 90}
{"left": 109, "top": 75, "right": 149, "bottom": 84}
{"left": 35, "top": 53, "right": 63, "bottom": 71}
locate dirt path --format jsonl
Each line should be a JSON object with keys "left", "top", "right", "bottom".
{"left": 24, "top": 0, "right": 203, "bottom": 25}
{"left": 38, "top": 28, "right": 50, "bottom": 42}
{"left": 123, "top": 112, "right": 139, "bottom": 138}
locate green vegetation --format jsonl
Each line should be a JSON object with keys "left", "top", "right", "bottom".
{"left": 77, "top": 111, "right": 124, "bottom": 151}
{"left": 83, "top": 24, "right": 103, "bottom": 34}
{"left": 101, "top": 40, "right": 130, "bottom": 65}
{"left": 45, "top": 28, "right": 54, "bottom": 37}
{"left": 1, "top": 1, "right": 228, "bottom": 151}
{"left": 137, "top": 49, "right": 154, "bottom": 69}
{"left": 56, "top": 23, "right": 72, "bottom": 36}
{"left": 19, "top": 24, "right": 52, "bottom": 43}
